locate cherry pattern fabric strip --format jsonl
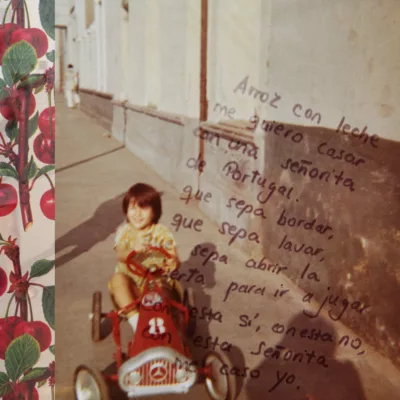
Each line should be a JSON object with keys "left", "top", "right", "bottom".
{"left": 0, "top": 1, "right": 55, "bottom": 399}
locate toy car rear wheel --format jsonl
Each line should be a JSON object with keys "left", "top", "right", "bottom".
{"left": 74, "top": 364, "right": 110, "bottom": 400}
{"left": 203, "top": 351, "right": 236, "bottom": 400}
{"left": 91, "top": 292, "right": 102, "bottom": 342}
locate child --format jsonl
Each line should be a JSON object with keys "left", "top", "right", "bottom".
{"left": 109, "top": 183, "right": 180, "bottom": 332}
{"left": 64, "top": 64, "right": 80, "bottom": 108}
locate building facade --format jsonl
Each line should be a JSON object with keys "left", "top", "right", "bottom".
{"left": 55, "top": 0, "right": 69, "bottom": 91}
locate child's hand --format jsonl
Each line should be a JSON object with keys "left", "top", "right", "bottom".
{"left": 132, "top": 241, "right": 149, "bottom": 253}
{"left": 115, "top": 245, "right": 133, "bottom": 262}
{"left": 162, "top": 257, "right": 178, "bottom": 274}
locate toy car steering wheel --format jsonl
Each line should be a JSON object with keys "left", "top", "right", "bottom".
{"left": 125, "top": 246, "right": 173, "bottom": 278}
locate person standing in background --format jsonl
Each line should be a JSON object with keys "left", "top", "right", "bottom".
{"left": 64, "top": 64, "right": 80, "bottom": 108}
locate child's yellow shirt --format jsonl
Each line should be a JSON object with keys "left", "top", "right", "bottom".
{"left": 114, "top": 222, "right": 177, "bottom": 288}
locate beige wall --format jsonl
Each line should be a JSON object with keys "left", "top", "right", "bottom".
{"left": 117, "top": 0, "right": 400, "bottom": 143}
{"left": 209, "top": 0, "right": 400, "bottom": 142}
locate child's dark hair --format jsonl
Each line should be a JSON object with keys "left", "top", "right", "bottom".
{"left": 123, "top": 183, "right": 162, "bottom": 223}
{"left": 68, "top": 64, "right": 73, "bottom": 68}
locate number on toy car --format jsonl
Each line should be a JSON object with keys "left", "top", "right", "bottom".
{"left": 149, "top": 317, "right": 166, "bottom": 334}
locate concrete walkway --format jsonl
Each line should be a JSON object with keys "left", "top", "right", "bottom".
{"left": 55, "top": 94, "right": 400, "bottom": 400}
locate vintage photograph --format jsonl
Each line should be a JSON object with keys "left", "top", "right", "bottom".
{"left": 55, "top": 1, "right": 400, "bottom": 399}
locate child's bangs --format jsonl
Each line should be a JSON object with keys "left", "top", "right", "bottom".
{"left": 131, "top": 193, "right": 154, "bottom": 208}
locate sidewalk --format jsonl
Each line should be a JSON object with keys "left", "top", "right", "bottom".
{"left": 55, "top": 94, "right": 400, "bottom": 400}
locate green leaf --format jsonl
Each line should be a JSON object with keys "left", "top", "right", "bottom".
{"left": 17, "top": 74, "right": 46, "bottom": 90}
{"left": 4, "top": 113, "right": 37, "bottom": 141}
{"left": 2, "top": 68, "right": 12, "bottom": 87}
{"left": 49, "top": 345, "right": 55, "bottom": 355}
{"left": 46, "top": 50, "right": 55, "bottom": 63}
{"left": 39, "top": 0, "right": 55, "bottom": 41}
{"left": 20, "top": 367, "right": 48, "bottom": 383}
{"left": 34, "top": 85, "right": 45, "bottom": 95}
{"left": 30, "top": 259, "right": 55, "bottom": 279}
{"left": 0, "top": 162, "right": 18, "bottom": 180}
{"left": 42, "top": 286, "right": 55, "bottom": 330}
{"left": 0, "top": 79, "right": 9, "bottom": 100}
{"left": 37, "top": 379, "right": 47, "bottom": 388}
{"left": 36, "top": 165, "right": 55, "bottom": 180}
{"left": 2, "top": 41, "right": 38, "bottom": 85}
{"left": 5, "top": 121, "right": 19, "bottom": 142}
{"left": 5, "top": 334, "right": 40, "bottom": 382}
{"left": 28, "top": 112, "right": 39, "bottom": 138}
{"left": 22, "top": 157, "right": 37, "bottom": 181}
{"left": 0, "top": 372, "right": 11, "bottom": 397}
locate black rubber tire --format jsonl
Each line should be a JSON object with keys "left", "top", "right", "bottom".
{"left": 74, "top": 364, "right": 110, "bottom": 400}
{"left": 91, "top": 292, "right": 102, "bottom": 342}
{"left": 203, "top": 351, "right": 236, "bottom": 400}
{"left": 183, "top": 288, "right": 196, "bottom": 337}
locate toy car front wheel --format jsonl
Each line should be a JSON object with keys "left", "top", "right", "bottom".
{"left": 74, "top": 364, "right": 110, "bottom": 400}
{"left": 91, "top": 292, "right": 102, "bottom": 342}
{"left": 203, "top": 351, "right": 236, "bottom": 400}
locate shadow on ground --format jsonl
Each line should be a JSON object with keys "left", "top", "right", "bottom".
{"left": 55, "top": 193, "right": 125, "bottom": 268}
{"left": 178, "top": 242, "right": 247, "bottom": 398}
{"left": 246, "top": 313, "right": 367, "bottom": 400}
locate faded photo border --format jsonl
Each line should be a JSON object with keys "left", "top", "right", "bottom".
{"left": 0, "top": 0, "right": 55, "bottom": 399}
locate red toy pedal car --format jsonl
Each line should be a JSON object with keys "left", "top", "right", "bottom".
{"left": 73, "top": 247, "right": 236, "bottom": 399}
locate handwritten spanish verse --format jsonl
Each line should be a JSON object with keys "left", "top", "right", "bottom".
{"left": 168, "top": 76, "right": 378, "bottom": 397}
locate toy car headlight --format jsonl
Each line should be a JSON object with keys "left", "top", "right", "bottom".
{"left": 175, "top": 368, "right": 188, "bottom": 383}
{"left": 128, "top": 371, "right": 141, "bottom": 385}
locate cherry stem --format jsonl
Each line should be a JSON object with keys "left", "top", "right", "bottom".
{"left": 2, "top": 1, "right": 12, "bottom": 27}
{"left": 14, "top": 300, "right": 19, "bottom": 317}
{"left": 44, "top": 173, "right": 55, "bottom": 191}
{"left": 18, "top": 89, "right": 33, "bottom": 231}
{"left": 0, "top": 132, "right": 7, "bottom": 147}
{"left": 48, "top": 91, "right": 53, "bottom": 137}
{"left": 16, "top": 0, "right": 24, "bottom": 28}
{"left": 11, "top": 8, "right": 16, "bottom": 23}
{"left": 51, "top": 385, "right": 55, "bottom": 400}
{"left": 23, "top": 0, "right": 30, "bottom": 29}
{"left": 28, "top": 176, "right": 37, "bottom": 191}
{"left": 28, "top": 282, "right": 45, "bottom": 289}
{"left": 5, "top": 293, "right": 16, "bottom": 320}
{"left": 27, "top": 291, "right": 33, "bottom": 322}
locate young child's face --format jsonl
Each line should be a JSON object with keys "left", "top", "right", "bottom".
{"left": 127, "top": 200, "right": 154, "bottom": 230}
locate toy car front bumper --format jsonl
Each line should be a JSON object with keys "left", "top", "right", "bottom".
{"left": 119, "top": 347, "right": 197, "bottom": 397}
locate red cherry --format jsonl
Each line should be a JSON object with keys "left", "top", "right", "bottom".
{"left": 13, "top": 321, "right": 52, "bottom": 352}
{"left": 0, "top": 183, "right": 18, "bottom": 217}
{"left": 31, "top": 321, "right": 52, "bottom": 351}
{"left": 11, "top": 28, "right": 48, "bottom": 59}
{"left": 0, "top": 23, "right": 18, "bottom": 64}
{"left": 4, "top": 382, "right": 39, "bottom": 400}
{"left": 33, "top": 133, "right": 54, "bottom": 164}
{"left": 0, "top": 267, "right": 7, "bottom": 297}
{"left": 19, "top": 383, "right": 39, "bottom": 400}
{"left": 14, "top": 321, "right": 36, "bottom": 337}
{"left": 38, "top": 107, "right": 55, "bottom": 139}
{"left": 0, "top": 331, "right": 12, "bottom": 359}
{"left": 0, "top": 316, "right": 23, "bottom": 334}
{"left": 0, "top": 317, "right": 22, "bottom": 359}
{"left": 0, "top": 89, "right": 36, "bottom": 121}
{"left": 40, "top": 189, "right": 55, "bottom": 220}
